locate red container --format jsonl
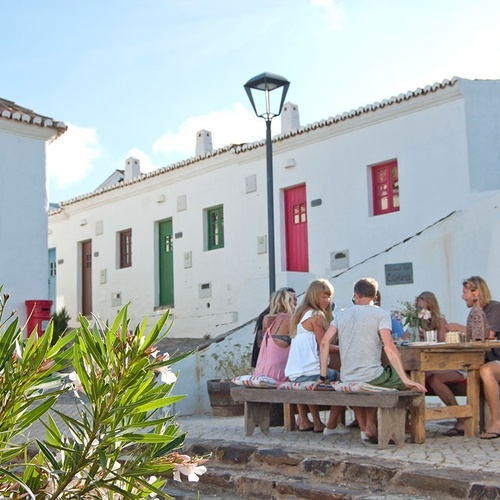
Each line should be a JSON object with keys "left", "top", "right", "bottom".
{"left": 25, "top": 300, "right": 53, "bottom": 337}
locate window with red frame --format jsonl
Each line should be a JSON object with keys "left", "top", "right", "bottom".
{"left": 372, "top": 160, "right": 400, "bottom": 215}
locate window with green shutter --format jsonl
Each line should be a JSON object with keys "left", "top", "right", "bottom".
{"left": 207, "top": 205, "right": 224, "bottom": 250}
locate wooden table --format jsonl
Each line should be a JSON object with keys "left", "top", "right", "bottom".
{"left": 398, "top": 342, "right": 498, "bottom": 443}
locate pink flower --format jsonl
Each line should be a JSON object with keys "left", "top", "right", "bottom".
{"left": 172, "top": 455, "right": 208, "bottom": 482}
{"left": 418, "top": 309, "right": 432, "bottom": 321}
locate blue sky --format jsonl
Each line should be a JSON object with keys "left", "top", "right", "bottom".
{"left": 2, "top": 0, "right": 500, "bottom": 203}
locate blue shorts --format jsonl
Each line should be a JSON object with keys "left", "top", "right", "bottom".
{"left": 294, "top": 368, "right": 338, "bottom": 383}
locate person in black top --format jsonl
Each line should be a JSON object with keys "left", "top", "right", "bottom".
{"left": 448, "top": 276, "right": 500, "bottom": 439}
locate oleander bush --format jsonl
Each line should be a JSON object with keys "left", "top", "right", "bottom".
{"left": 50, "top": 306, "right": 71, "bottom": 346}
{"left": 0, "top": 286, "right": 207, "bottom": 499}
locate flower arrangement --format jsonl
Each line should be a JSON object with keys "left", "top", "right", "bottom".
{"left": 394, "top": 300, "right": 432, "bottom": 331}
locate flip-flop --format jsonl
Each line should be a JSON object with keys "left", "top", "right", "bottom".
{"left": 298, "top": 426, "right": 314, "bottom": 432}
{"left": 444, "top": 428, "right": 465, "bottom": 437}
{"left": 480, "top": 432, "right": 500, "bottom": 440}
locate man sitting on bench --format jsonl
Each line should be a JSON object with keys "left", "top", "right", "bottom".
{"left": 315, "top": 277, "right": 426, "bottom": 443}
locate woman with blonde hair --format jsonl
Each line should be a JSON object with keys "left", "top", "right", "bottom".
{"left": 285, "top": 279, "right": 346, "bottom": 434}
{"left": 253, "top": 288, "right": 296, "bottom": 383}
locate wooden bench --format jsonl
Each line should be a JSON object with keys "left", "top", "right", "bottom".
{"left": 230, "top": 387, "right": 423, "bottom": 449}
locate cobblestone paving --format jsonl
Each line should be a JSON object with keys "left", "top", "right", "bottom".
{"left": 176, "top": 412, "right": 500, "bottom": 475}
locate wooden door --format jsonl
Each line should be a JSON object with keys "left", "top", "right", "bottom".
{"left": 284, "top": 185, "right": 309, "bottom": 272}
{"left": 81, "top": 240, "right": 92, "bottom": 317}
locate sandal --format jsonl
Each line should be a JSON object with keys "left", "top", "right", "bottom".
{"left": 480, "top": 432, "right": 500, "bottom": 440}
{"left": 444, "top": 428, "right": 464, "bottom": 437}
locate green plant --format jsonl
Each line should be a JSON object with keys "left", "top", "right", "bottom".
{"left": 395, "top": 300, "right": 431, "bottom": 331}
{"left": 209, "top": 342, "right": 252, "bottom": 380}
{"left": 394, "top": 300, "right": 419, "bottom": 329}
{"left": 50, "top": 306, "right": 71, "bottom": 345}
{"left": 0, "top": 286, "right": 208, "bottom": 498}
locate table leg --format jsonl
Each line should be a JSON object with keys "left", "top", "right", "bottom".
{"left": 464, "top": 368, "right": 480, "bottom": 437}
{"left": 409, "top": 369, "right": 426, "bottom": 444}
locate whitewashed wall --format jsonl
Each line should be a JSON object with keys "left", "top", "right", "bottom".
{"left": 0, "top": 122, "right": 54, "bottom": 324}
{"left": 48, "top": 78, "right": 500, "bottom": 343}
{"left": 173, "top": 190, "right": 500, "bottom": 415}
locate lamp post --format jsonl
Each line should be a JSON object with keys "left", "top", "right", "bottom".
{"left": 244, "top": 72, "right": 290, "bottom": 296}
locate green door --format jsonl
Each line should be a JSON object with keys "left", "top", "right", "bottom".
{"left": 159, "top": 219, "right": 174, "bottom": 306}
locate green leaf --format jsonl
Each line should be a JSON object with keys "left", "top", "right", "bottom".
{"left": 152, "top": 433, "right": 187, "bottom": 457}
{"left": 130, "top": 395, "right": 185, "bottom": 414}
{"left": 36, "top": 439, "right": 60, "bottom": 470}
{"left": 16, "top": 397, "right": 57, "bottom": 428}
{"left": 0, "top": 466, "right": 36, "bottom": 499}
{"left": 119, "top": 433, "right": 180, "bottom": 443}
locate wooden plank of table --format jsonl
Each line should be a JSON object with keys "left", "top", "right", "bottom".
{"left": 419, "top": 351, "right": 485, "bottom": 371}
{"left": 426, "top": 404, "right": 472, "bottom": 420}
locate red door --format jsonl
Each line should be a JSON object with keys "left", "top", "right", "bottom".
{"left": 81, "top": 240, "right": 92, "bottom": 317}
{"left": 285, "top": 185, "right": 309, "bottom": 272}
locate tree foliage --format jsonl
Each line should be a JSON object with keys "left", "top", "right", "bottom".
{"left": 0, "top": 287, "right": 207, "bottom": 499}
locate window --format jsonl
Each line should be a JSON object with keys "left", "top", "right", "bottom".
{"left": 119, "top": 229, "right": 132, "bottom": 268}
{"left": 207, "top": 205, "right": 224, "bottom": 250}
{"left": 371, "top": 160, "right": 400, "bottom": 216}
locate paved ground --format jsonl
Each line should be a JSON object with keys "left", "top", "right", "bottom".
{"left": 177, "top": 410, "right": 500, "bottom": 475}
{"left": 20, "top": 387, "right": 500, "bottom": 498}
{"left": 32, "top": 393, "right": 500, "bottom": 474}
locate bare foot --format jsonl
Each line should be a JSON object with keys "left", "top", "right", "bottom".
{"left": 298, "top": 418, "right": 314, "bottom": 431}
{"left": 313, "top": 422, "right": 325, "bottom": 433}
{"left": 364, "top": 423, "right": 378, "bottom": 440}
{"left": 480, "top": 430, "right": 500, "bottom": 440}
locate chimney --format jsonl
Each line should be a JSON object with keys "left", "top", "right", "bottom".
{"left": 196, "top": 129, "right": 213, "bottom": 156}
{"left": 125, "top": 157, "right": 141, "bottom": 181}
{"left": 281, "top": 102, "right": 300, "bottom": 134}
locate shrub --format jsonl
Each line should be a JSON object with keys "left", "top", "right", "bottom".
{"left": 208, "top": 342, "right": 252, "bottom": 380}
{"left": 0, "top": 286, "right": 208, "bottom": 498}
{"left": 50, "top": 306, "right": 71, "bottom": 345}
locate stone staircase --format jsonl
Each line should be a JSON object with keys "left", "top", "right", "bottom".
{"left": 167, "top": 439, "right": 500, "bottom": 499}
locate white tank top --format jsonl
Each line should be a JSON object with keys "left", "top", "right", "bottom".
{"left": 284, "top": 310, "right": 321, "bottom": 380}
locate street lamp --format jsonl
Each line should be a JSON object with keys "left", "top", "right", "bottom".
{"left": 244, "top": 72, "right": 290, "bottom": 296}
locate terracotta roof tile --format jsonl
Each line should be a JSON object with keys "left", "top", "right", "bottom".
{"left": 51, "top": 77, "right": 459, "bottom": 209}
{"left": 0, "top": 97, "right": 67, "bottom": 139}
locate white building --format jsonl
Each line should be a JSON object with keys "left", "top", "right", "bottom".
{"left": 48, "top": 77, "right": 500, "bottom": 342}
{"left": 0, "top": 98, "right": 66, "bottom": 324}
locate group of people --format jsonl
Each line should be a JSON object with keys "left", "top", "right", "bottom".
{"left": 250, "top": 275, "right": 500, "bottom": 442}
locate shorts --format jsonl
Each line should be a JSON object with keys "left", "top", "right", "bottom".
{"left": 294, "top": 368, "right": 338, "bottom": 383}
{"left": 368, "top": 365, "right": 406, "bottom": 391}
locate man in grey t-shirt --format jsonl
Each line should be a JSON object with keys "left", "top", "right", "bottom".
{"left": 314, "top": 277, "right": 426, "bottom": 442}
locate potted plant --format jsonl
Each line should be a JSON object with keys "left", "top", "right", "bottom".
{"left": 205, "top": 342, "right": 252, "bottom": 416}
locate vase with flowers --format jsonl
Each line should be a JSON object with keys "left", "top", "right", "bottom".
{"left": 396, "top": 300, "right": 432, "bottom": 342}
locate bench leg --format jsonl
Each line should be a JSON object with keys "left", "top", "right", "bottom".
{"left": 283, "top": 403, "right": 296, "bottom": 431}
{"left": 245, "top": 401, "right": 270, "bottom": 436}
{"left": 377, "top": 407, "right": 406, "bottom": 449}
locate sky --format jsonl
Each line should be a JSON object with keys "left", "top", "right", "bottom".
{"left": 2, "top": 0, "right": 500, "bottom": 203}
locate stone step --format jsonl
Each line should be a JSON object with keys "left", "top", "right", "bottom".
{"left": 172, "top": 439, "right": 500, "bottom": 499}
{"left": 170, "top": 466, "right": 442, "bottom": 499}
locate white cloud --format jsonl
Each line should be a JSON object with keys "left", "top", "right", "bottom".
{"left": 152, "top": 103, "right": 269, "bottom": 163}
{"left": 310, "top": 0, "right": 344, "bottom": 30}
{"left": 47, "top": 123, "right": 101, "bottom": 187}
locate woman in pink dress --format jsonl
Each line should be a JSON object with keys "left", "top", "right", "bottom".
{"left": 253, "top": 287, "right": 296, "bottom": 383}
